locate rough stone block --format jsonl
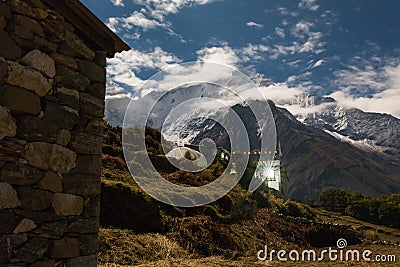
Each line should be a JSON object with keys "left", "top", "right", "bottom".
{"left": 0, "top": 236, "right": 11, "bottom": 264}
{"left": 14, "top": 238, "right": 49, "bottom": 264}
{"left": 15, "top": 210, "right": 59, "bottom": 223}
{"left": 14, "top": 15, "right": 45, "bottom": 37}
{"left": 42, "top": 101, "right": 79, "bottom": 130}
{"left": 55, "top": 64, "right": 90, "bottom": 91}
{"left": 65, "top": 254, "right": 97, "bottom": 267}
{"left": 1, "top": 262, "right": 26, "bottom": 266}
{"left": 25, "top": 0, "right": 46, "bottom": 9}
{"left": 71, "top": 132, "right": 103, "bottom": 155}
{"left": 38, "top": 171, "right": 62, "bottom": 193}
{"left": 0, "top": 2, "right": 12, "bottom": 19}
{"left": 78, "top": 60, "right": 105, "bottom": 83}
{"left": 40, "top": 19, "right": 66, "bottom": 42}
{"left": 31, "top": 260, "right": 55, "bottom": 267}
{"left": 78, "top": 234, "right": 98, "bottom": 256}
{"left": 52, "top": 193, "right": 83, "bottom": 216}
{"left": 95, "top": 51, "right": 107, "bottom": 67}
{"left": 6, "top": 62, "right": 51, "bottom": 97}
{"left": 0, "top": 56, "right": 8, "bottom": 83}
{"left": 80, "top": 92, "right": 105, "bottom": 118}
{"left": 32, "top": 220, "right": 67, "bottom": 239}
{"left": 77, "top": 119, "right": 104, "bottom": 137}
{"left": 59, "top": 30, "right": 95, "bottom": 60}
{"left": 0, "top": 85, "right": 41, "bottom": 115}
{"left": 32, "top": 35, "right": 57, "bottom": 52}
{"left": 51, "top": 53, "right": 77, "bottom": 70}
{"left": 11, "top": 33, "right": 36, "bottom": 50}
{"left": 0, "top": 162, "right": 43, "bottom": 185}
{"left": 23, "top": 142, "right": 77, "bottom": 174}
{"left": 87, "top": 83, "right": 106, "bottom": 99}
{"left": 83, "top": 196, "right": 100, "bottom": 217}
{"left": 0, "top": 182, "right": 20, "bottom": 209}
{"left": 0, "top": 30, "right": 22, "bottom": 60}
{"left": 56, "top": 87, "right": 80, "bottom": 109}
{"left": 66, "top": 218, "right": 98, "bottom": 234}
{"left": 13, "top": 219, "right": 37, "bottom": 234}
{"left": 33, "top": 8, "right": 48, "bottom": 20}
{"left": 16, "top": 116, "right": 61, "bottom": 143}
{"left": 9, "top": 233, "right": 28, "bottom": 247}
{"left": 0, "top": 212, "right": 18, "bottom": 234}
{"left": 76, "top": 154, "right": 102, "bottom": 175}
{"left": 8, "top": 0, "right": 48, "bottom": 20}
{"left": 63, "top": 173, "right": 100, "bottom": 196}
{"left": 0, "top": 106, "right": 16, "bottom": 140}
{"left": 17, "top": 187, "right": 52, "bottom": 211}
{"left": 7, "top": 23, "right": 34, "bottom": 40}
{"left": 0, "top": 15, "right": 5, "bottom": 30}
{"left": 21, "top": 49, "right": 55, "bottom": 77}
{"left": 0, "top": 138, "right": 24, "bottom": 162}
{"left": 56, "top": 129, "right": 71, "bottom": 146}
{"left": 50, "top": 238, "right": 80, "bottom": 258}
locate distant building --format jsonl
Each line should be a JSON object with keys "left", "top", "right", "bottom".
{"left": 254, "top": 143, "right": 289, "bottom": 199}
{"left": 264, "top": 156, "right": 289, "bottom": 200}
{"left": 185, "top": 142, "right": 289, "bottom": 199}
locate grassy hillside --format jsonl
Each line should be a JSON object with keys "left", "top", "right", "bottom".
{"left": 99, "top": 122, "right": 400, "bottom": 266}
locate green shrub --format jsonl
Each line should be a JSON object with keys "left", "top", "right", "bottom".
{"left": 283, "top": 200, "right": 316, "bottom": 220}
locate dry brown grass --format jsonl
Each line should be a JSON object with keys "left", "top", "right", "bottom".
{"left": 315, "top": 208, "right": 400, "bottom": 245}
{"left": 99, "top": 256, "right": 274, "bottom": 267}
{"left": 99, "top": 228, "right": 190, "bottom": 266}
{"left": 99, "top": 244, "right": 400, "bottom": 267}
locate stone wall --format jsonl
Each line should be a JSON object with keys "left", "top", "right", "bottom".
{"left": 0, "top": 0, "right": 107, "bottom": 265}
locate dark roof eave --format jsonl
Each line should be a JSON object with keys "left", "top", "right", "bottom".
{"left": 43, "top": 0, "right": 130, "bottom": 57}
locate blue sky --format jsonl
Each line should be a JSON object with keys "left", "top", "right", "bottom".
{"left": 82, "top": 0, "right": 400, "bottom": 118}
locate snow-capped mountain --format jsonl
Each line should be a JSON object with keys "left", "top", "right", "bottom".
{"left": 284, "top": 93, "right": 400, "bottom": 155}
{"left": 104, "top": 84, "right": 400, "bottom": 202}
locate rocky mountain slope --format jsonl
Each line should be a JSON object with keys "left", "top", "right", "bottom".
{"left": 104, "top": 85, "right": 400, "bottom": 202}
{"left": 188, "top": 100, "right": 400, "bottom": 202}
{"left": 288, "top": 93, "right": 400, "bottom": 156}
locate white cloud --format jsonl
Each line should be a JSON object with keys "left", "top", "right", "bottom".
{"left": 291, "top": 21, "right": 325, "bottom": 54}
{"left": 133, "top": 0, "right": 220, "bottom": 21}
{"left": 107, "top": 44, "right": 254, "bottom": 94}
{"left": 331, "top": 59, "right": 400, "bottom": 118}
{"left": 298, "top": 33, "right": 325, "bottom": 54}
{"left": 287, "top": 76, "right": 297, "bottom": 83}
{"left": 283, "top": 102, "right": 336, "bottom": 116}
{"left": 246, "top": 21, "right": 264, "bottom": 29}
{"left": 270, "top": 7, "right": 298, "bottom": 17}
{"left": 329, "top": 90, "right": 400, "bottom": 118}
{"left": 248, "top": 20, "right": 325, "bottom": 60}
{"left": 310, "top": 59, "right": 325, "bottom": 69}
{"left": 123, "top": 31, "right": 141, "bottom": 40}
{"left": 299, "top": 0, "right": 319, "bottom": 11}
{"left": 110, "top": 0, "right": 124, "bottom": 6}
{"left": 197, "top": 46, "right": 240, "bottom": 66}
{"left": 239, "top": 44, "right": 270, "bottom": 62}
{"left": 291, "top": 21, "right": 314, "bottom": 39}
{"left": 107, "top": 47, "right": 182, "bottom": 87}
{"left": 106, "top": 0, "right": 219, "bottom": 37}
{"left": 275, "top": 27, "right": 285, "bottom": 38}
{"left": 259, "top": 83, "right": 303, "bottom": 103}
{"left": 106, "top": 11, "right": 168, "bottom": 32}
{"left": 106, "top": 78, "right": 126, "bottom": 96}
{"left": 334, "top": 64, "right": 387, "bottom": 94}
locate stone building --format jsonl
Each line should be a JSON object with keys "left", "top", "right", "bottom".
{"left": 264, "top": 157, "right": 289, "bottom": 200}
{"left": 0, "top": 0, "right": 129, "bottom": 265}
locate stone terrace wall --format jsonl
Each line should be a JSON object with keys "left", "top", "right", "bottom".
{"left": 0, "top": 0, "right": 107, "bottom": 265}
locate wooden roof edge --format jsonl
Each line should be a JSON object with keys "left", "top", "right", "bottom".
{"left": 43, "top": 0, "right": 130, "bottom": 57}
